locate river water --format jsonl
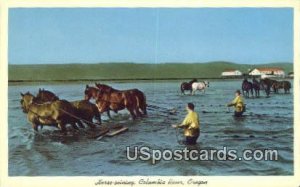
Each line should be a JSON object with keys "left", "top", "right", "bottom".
{"left": 8, "top": 80, "right": 293, "bottom": 176}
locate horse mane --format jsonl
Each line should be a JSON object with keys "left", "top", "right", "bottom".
{"left": 37, "top": 88, "right": 59, "bottom": 100}
{"left": 189, "top": 79, "right": 198, "bottom": 84}
{"left": 96, "top": 83, "right": 119, "bottom": 92}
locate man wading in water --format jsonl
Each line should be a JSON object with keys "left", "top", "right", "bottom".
{"left": 227, "top": 90, "right": 245, "bottom": 117}
{"left": 172, "top": 103, "right": 200, "bottom": 145}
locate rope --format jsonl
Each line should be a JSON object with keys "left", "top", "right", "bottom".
{"left": 26, "top": 103, "right": 99, "bottom": 127}
{"left": 58, "top": 108, "right": 98, "bottom": 126}
{"left": 175, "top": 127, "right": 184, "bottom": 145}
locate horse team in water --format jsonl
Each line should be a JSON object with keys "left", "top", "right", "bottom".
{"left": 20, "top": 78, "right": 291, "bottom": 134}
{"left": 20, "top": 83, "right": 147, "bottom": 134}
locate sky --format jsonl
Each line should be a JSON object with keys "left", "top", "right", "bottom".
{"left": 9, "top": 8, "right": 293, "bottom": 65}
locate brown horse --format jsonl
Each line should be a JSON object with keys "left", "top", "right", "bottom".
{"left": 36, "top": 89, "right": 101, "bottom": 127}
{"left": 20, "top": 92, "right": 80, "bottom": 134}
{"left": 95, "top": 83, "right": 147, "bottom": 116}
{"left": 259, "top": 78, "right": 277, "bottom": 97}
{"left": 84, "top": 85, "right": 138, "bottom": 120}
{"left": 272, "top": 81, "right": 291, "bottom": 94}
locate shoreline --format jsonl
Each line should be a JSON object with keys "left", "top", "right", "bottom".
{"left": 8, "top": 77, "right": 293, "bottom": 85}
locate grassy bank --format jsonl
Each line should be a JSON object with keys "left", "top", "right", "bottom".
{"left": 8, "top": 61, "right": 293, "bottom": 82}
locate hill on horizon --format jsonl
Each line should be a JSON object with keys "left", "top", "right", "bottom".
{"left": 8, "top": 61, "right": 293, "bottom": 81}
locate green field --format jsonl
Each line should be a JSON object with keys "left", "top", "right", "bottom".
{"left": 8, "top": 61, "right": 293, "bottom": 82}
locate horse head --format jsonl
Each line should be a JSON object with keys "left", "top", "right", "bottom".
{"left": 204, "top": 81, "right": 209, "bottom": 87}
{"left": 84, "top": 85, "right": 92, "bottom": 100}
{"left": 84, "top": 85, "right": 99, "bottom": 100}
{"left": 20, "top": 92, "right": 35, "bottom": 113}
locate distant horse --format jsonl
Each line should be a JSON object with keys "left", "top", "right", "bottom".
{"left": 272, "top": 81, "right": 291, "bottom": 94}
{"left": 180, "top": 79, "right": 198, "bottom": 95}
{"left": 259, "top": 78, "right": 277, "bottom": 97}
{"left": 20, "top": 92, "right": 80, "bottom": 134}
{"left": 242, "top": 78, "right": 253, "bottom": 98}
{"left": 95, "top": 83, "right": 147, "bottom": 116}
{"left": 252, "top": 77, "right": 260, "bottom": 97}
{"left": 84, "top": 85, "right": 138, "bottom": 120}
{"left": 191, "top": 81, "right": 209, "bottom": 95}
{"left": 37, "top": 89, "right": 101, "bottom": 127}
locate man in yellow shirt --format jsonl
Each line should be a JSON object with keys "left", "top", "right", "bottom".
{"left": 227, "top": 90, "right": 245, "bottom": 117}
{"left": 172, "top": 103, "right": 200, "bottom": 145}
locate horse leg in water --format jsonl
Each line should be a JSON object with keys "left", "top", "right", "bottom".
{"left": 31, "top": 122, "right": 39, "bottom": 132}
{"left": 250, "top": 88, "right": 254, "bottom": 98}
{"left": 106, "top": 110, "right": 112, "bottom": 119}
{"left": 134, "top": 96, "right": 143, "bottom": 117}
{"left": 94, "top": 112, "right": 102, "bottom": 125}
{"left": 71, "top": 122, "right": 80, "bottom": 131}
{"left": 76, "top": 120, "right": 85, "bottom": 129}
{"left": 181, "top": 88, "right": 185, "bottom": 95}
{"left": 180, "top": 85, "right": 186, "bottom": 95}
{"left": 191, "top": 89, "right": 196, "bottom": 96}
{"left": 57, "top": 121, "right": 67, "bottom": 135}
{"left": 126, "top": 106, "right": 136, "bottom": 120}
{"left": 244, "top": 90, "right": 248, "bottom": 98}
{"left": 134, "top": 105, "right": 143, "bottom": 118}
{"left": 86, "top": 118, "right": 96, "bottom": 129}
{"left": 242, "top": 89, "right": 245, "bottom": 97}
{"left": 266, "top": 86, "right": 270, "bottom": 97}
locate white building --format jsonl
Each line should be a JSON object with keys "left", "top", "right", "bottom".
{"left": 249, "top": 67, "right": 285, "bottom": 77}
{"left": 221, "top": 69, "right": 243, "bottom": 77}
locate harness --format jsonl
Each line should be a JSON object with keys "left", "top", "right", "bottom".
{"left": 25, "top": 102, "right": 97, "bottom": 126}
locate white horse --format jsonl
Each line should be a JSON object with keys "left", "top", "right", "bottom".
{"left": 191, "top": 81, "right": 209, "bottom": 95}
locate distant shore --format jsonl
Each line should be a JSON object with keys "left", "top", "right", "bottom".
{"left": 8, "top": 77, "right": 294, "bottom": 86}
{"left": 8, "top": 61, "right": 293, "bottom": 83}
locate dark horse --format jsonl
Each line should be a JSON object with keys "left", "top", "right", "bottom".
{"left": 252, "top": 77, "right": 260, "bottom": 97}
{"left": 84, "top": 85, "right": 138, "bottom": 120}
{"left": 242, "top": 78, "right": 253, "bottom": 98}
{"left": 272, "top": 81, "right": 291, "bottom": 94}
{"left": 35, "top": 88, "right": 59, "bottom": 103}
{"left": 180, "top": 79, "right": 198, "bottom": 95}
{"left": 95, "top": 83, "right": 147, "bottom": 116}
{"left": 36, "top": 89, "right": 101, "bottom": 128}
{"left": 259, "top": 78, "right": 277, "bottom": 97}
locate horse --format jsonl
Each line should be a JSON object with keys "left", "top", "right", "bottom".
{"left": 20, "top": 92, "right": 81, "bottom": 134}
{"left": 241, "top": 78, "right": 253, "bottom": 98}
{"left": 191, "top": 81, "right": 209, "bottom": 95}
{"left": 36, "top": 89, "right": 102, "bottom": 127}
{"left": 252, "top": 77, "right": 260, "bottom": 97}
{"left": 259, "top": 78, "right": 277, "bottom": 97}
{"left": 180, "top": 79, "right": 198, "bottom": 95}
{"left": 35, "top": 88, "right": 59, "bottom": 103}
{"left": 84, "top": 85, "right": 138, "bottom": 120}
{"left": 95, "top": 83, "right": 147, "bottom": 116}
{"left": 272, "top": 81, "right": 291, "bottom": 94}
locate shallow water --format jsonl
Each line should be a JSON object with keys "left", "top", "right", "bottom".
{"left": 8, "top": 80, "right": 293, "bottom": 176}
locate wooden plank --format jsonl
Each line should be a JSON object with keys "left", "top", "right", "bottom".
{"left": 87, "top": 128, "right": 109, "bottom": 139}
{"left": 106, "top": 127, "right": 128, "bottom": 137}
